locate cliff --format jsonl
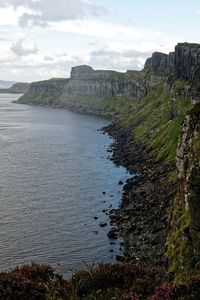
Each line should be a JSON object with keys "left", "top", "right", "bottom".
{"left": 16, "top": 42, "right": 200, "bottom": 282}
{"left": 18, "top": 43, "right": 200, "bottom": 109}
{"left": 64, "top": 65, "right": 146, "bottom": 98}
{"left": 167, "top": 104, "right": 200, "bottom": 280}
{"left": 175, "top": 43, "right": 200, "bottom": 82}
{"left": 18, "top": 66, "right": 147, "bottom": 112}
{"left": 0, "top": 82, "right": 30, "bottom": 94}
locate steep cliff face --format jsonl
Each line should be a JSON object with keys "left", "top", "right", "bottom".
{"left": 64, "top": 65, "right": 146, "bottom": 99}
{"left": 144, "top": 51, "right": 174, "bottom": 77}
{"left": 177, "top": 105, "right": 200, "bottom": 256}
{"left": 175, "top": 43, "right": 200, "bottom": 82}
{"left": 167, "top": 104, "right": 200, "bottom": 280}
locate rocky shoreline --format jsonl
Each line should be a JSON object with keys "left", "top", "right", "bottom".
{"left": 103, "top": 121, "right": 177, "bottom": 267}
{"left": 16, "top": 98, "right": 177, "bottom": 268}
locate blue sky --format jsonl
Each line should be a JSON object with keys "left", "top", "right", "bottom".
{"left": 0, "top": 0, "right": 200, "bottom": 82}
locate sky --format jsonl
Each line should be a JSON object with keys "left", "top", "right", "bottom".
{"left": 0, "top": 0, "right": 200, "bottom": 82}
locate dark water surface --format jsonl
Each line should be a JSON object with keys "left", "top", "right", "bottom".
{"left": 0, "top": 94, "right": 129, "bottom": 277}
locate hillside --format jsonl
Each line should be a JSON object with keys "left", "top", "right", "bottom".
{"left": 11, "top": 42, "right": 200, "bottom": 297}
{"left": 0, "top": 82, "right": 30, "bottom": 94}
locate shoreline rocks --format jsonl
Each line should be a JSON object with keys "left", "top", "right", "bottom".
{"left": 103, "top": 122, "right": 177, "bottom": 267}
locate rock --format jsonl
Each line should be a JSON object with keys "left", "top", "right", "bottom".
{"left": 118, "top": 180, "right": 123, "bottom": 185}
{"left": 116, "top": 255, "right": 125, "bottom": 262}
{"left": 175, "top": 43, "right": 200, "bottom": 81}
{"left": 144, "top": 51, "right": 174, "bottom": 76}
{"left": 107, "top": 229, "right": 118, "bottom": 239}
{"left": 99, "top": 222, "right": 108, "bottom": 228}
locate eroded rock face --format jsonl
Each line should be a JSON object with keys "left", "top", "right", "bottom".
{"left": 175, "top": 43, "right": 200, "bottom": 82}
{"left": 176, "top": 104, "right": 200, "bottom": 259}
{"left": 64, "top": 65, "right": 146, "bottom": 99}
{"left": 144, "top": 51, "right": 174, "bottom": 76}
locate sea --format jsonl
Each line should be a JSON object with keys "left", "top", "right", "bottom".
{"left": 0, "top": 94, "right": 130, "bottom": 277}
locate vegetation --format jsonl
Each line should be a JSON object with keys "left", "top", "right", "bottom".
{"left": 167, "top": 193, "right": 196, "bottom": 282}
{"left": 1, "top": 263, "right": 200, "bottom": 299}
{"left": 16, "top": 59, "right": 200, "bottom": 290}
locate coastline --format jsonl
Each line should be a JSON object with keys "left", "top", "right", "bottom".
{"left": 15, "top": 98, "right": 177, "bottom": 268}
{"left": 103, "top": 121, "right": 177, "bottom": 267}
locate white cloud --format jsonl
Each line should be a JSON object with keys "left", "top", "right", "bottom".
{"left": 0, "top": 0, "right": 107, "bottom": 28}
{"left": 0, "top": 1, "right": 178, "bottom": 82}
{"left": 11, "top": 37, "right": 38, "bottom": 56}
{"left": 51, "top": 19, "right": 163, "bottom": 40}
{"left": 0, "top": 6, "right": 25, "bottom": 25}
{"left": 0, "top": 46, "right": 14, "bottom": 63}
{"left": 88, "top": 46, "right": 151, "bottom": 71}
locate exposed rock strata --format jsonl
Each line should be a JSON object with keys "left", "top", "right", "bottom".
{"left": 18, "top": 66, "right": 147, "bottom": 106}
{"left": 180, "top": 105, "right": 200, "bottom": 260}
{"left": 64, "top": 65, "right": 146, "bottom": 99}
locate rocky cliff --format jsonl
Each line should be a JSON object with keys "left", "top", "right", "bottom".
{"left": 18, "top": 43, "right": 200, "bottom": 108}
{"left": 167, "top": 104, "right": 200, "bottom": 280}
{"left": 0, "top": 82, "right": 30, "bottom": 94}
{"left": 64, "top": 65, "right": 146, "bottom": 98}
{"left": 17, "top": 42, "right": 200, "bottom": 281}
{"left": 18, "top": 65, "right": 147, "bottom": 108}
{"left": 175, "top": 43, "right": 200, "bottom": 82}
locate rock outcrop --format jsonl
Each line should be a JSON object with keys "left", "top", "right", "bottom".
{"left": 175, "top": 43, "right": 200, "bottom": 82}
{"left": 64, "top": 65, "right": 146, "bottom": 99}
{"left": 167, "top": 104, "right": 200, "bottom": 279}
{"left": 178, "top": 105, "right": 199, "bottom": 247}
{"left": 144, "top": 51, "right": 174, "bottom": 76}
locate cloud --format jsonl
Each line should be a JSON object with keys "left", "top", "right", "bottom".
{"left": 19, "top": 13, "right": 47, "bottom": 28}
{"left": 0, "top": 46, "right": 14, "bottom": 63}
{"left": 91, "top": 48, "right": 152, "bottom": 59}
{"left": 0, "top": 0, "right": 107, "bottom": 28}
{"left": 0, "top": 37, "right": 11, "bottom": 41}
{"left": 89, "top": 46, "right": 152, "bottom": 71}
{"left": 44, "top": 56, "right": 54, "bottom": 61}
{"left": 11, "top": 37, "right": 38, "bottom": 56}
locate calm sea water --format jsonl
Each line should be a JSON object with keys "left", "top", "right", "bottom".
{"left": 0, "top": 94, "right": 130, "bottom": 277}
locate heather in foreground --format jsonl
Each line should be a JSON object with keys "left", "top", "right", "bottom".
{"left": 0, "top": 263, "right": 200, "bottom": 300}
